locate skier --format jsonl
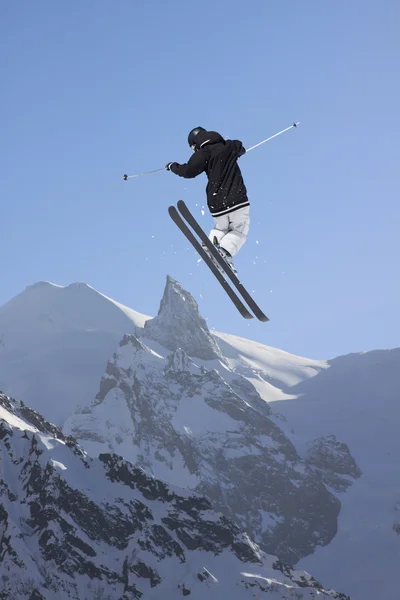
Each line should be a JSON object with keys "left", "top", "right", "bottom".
{"left": 166, "top": 127, "right": 250, "bottom": 272}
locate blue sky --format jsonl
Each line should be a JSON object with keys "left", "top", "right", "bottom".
{"left": 1, "top": 0, "right": 399, "bottom": 359}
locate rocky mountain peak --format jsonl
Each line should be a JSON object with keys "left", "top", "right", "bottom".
{"left": 141, "top": 276, "right": 222, "bottom": 360}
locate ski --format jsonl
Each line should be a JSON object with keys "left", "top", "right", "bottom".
{"left": 168, "top": 206, "right": 254, "bottom": 320}
{"left": 176, "top": 200, "right": 269, "bottom": 322}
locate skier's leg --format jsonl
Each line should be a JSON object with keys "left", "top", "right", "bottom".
{"left": 201, "top": 214, "right": 230, "bottom": 273}
{"left": 209, "top": 214, "right": 230, "bottom": 245}
{"left": 219, "top": 206, "right": 250, "bottom": 257}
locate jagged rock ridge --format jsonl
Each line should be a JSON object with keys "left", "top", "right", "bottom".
{"left": 0, "top": 392, "right": 350, "bottom": 600}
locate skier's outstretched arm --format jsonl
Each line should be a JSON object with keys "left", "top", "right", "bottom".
{"left": 166, "top": 150, "right": 207, "bottom": 179}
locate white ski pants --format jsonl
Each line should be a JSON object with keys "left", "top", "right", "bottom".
{"left": 208, "top": 206, "right": 250, "bottom": 257}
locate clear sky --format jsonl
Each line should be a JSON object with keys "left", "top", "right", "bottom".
{"left": 1, "top": 0, "right": 399, "bottom": 359}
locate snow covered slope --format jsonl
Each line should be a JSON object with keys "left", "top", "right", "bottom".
{"left": 213, "top": 330, "right": 328, "bottom": 403}
{"left": 0, "top": 281, "right": 149, "bottom": 424}
{"left": 0, "top": 392, "right": 349, "bottom": 600}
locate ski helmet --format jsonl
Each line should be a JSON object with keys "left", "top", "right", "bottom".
{"left": 188, "top": 126, "right": 206, "bottom": 148}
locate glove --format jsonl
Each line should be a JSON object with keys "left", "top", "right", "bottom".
{"left": 166, "top": 162, "right": 178, "bottom": 172}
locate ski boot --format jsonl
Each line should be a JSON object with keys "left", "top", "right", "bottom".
{"left": 210, "top": 237, "right": 238, "bottom": 274}
{"left": 202, "top": 237, "right": 224, "bottom": 274}
{"left": 202, "top": 237, "right": 238, "bottom": 274}
{"left": 217, "top": 247, "right": 238, "bottom": 274}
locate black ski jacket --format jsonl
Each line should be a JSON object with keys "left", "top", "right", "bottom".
{"left": 170, "top": 130, "right": 249, "bottom": 217}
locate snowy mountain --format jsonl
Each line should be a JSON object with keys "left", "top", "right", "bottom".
{"left": 0, "top": 277, "right": 398, "bottom": 600}
{"left": 0, "top": 391, "right": 349, "bottom": 600}
{"left": 0, "top": 281, "right": 149, "bottom": 424}
{"left": 64, "top": 278, "right": 361, "bottom": 569}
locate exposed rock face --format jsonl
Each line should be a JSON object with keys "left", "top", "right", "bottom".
{"left": 305, "top": 434, "right": 362, "bottom": 491}
{"left": 0, "top": 392, "right": 350, "bottom": 600}
{"left": 139, "top": 276, "right": 222, "bottom": 360}
{"left": 65, "top": 336, "right": 350, "bottom": 566}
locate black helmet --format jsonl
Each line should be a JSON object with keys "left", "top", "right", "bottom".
{"left": 188, "top": 126, "right": 206, "bottom": 148}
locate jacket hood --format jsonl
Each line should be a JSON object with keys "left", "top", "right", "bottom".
{"left": 195, "top": 130, "right": 225, "bottom": 150}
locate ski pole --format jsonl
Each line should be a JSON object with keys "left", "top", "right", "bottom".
{"left": 123, "top": 167, "right": 166, "bottom": 181}
{"left": 122, "top": 122, "right": 299, "bottom": 180}
{"left": 246, "top": 122, "right": 300, "bottom": 153}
